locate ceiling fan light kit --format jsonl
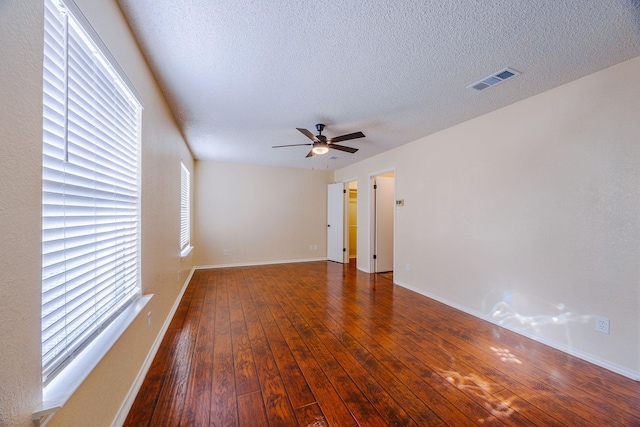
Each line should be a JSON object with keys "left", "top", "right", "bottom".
{"left": 272, "top": 123, "right": 366, "bottom": 158}
{"left": 312, "top": 144, "right": 329, "bottom": 155}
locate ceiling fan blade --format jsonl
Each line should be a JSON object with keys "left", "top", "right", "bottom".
{"left": 329, "top": 131, "right": 365, "bottom": 143}
{"left": 296, "top": 128, "right": 317, "bottom": 141}
{"left": 329, "top": 144, "right": 358, "bottom": 154}
{"left": 272, "top": 143, "right": 312, "bottom": 148}
{"left": 305, "top": 149, "right": 315, "bottom": 158}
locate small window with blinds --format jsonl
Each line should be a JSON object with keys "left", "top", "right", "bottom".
{"left": 180, "top": 162, "right": 191, "bottom": 254}
{"left": 42, "top": 0, "right": 141, "bottom": 383}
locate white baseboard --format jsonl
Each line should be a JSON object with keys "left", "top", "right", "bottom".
{"left": 196, "top": 257, "right": 327, "bottom": 269}
{"left": 111, "top": 267, "right": 196, "bottom": 427}
{"left": 393, "top": 279, "right": 640, "bottom": 382}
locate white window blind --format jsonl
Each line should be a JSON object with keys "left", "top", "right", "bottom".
{"left": 42, "top": 0, "right": 141, "bottom": 383}
{"left": 180, "top": 162, "right": 190, "bottom": 252}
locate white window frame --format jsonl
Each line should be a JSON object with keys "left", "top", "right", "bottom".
{"left": 180, "top": 162, "right": 193, "bottom": 257}
{"left": 36, "top": 0, "right": 150, "bottom": 421}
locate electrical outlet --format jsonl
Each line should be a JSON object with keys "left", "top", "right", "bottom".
{"left": 406, "top": 263, "right": 411, "bottom": 272}
{"left": 223, "top": 249, "right": 228, "bottom": 256}
{"left": 595, "top": 316, "right": 610, "bottom": 334}
{"left": 313, "top": 245, "right": 318, "bottom": 251}
{"left": 309, "top": 245, "right": 313, "bottom": 251}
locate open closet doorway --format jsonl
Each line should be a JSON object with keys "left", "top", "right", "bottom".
{"left": 372, "top": 172, "right": 395, "bottom": 275}
{"left": 347, "top": 181, "right": 358, "bottom": 267}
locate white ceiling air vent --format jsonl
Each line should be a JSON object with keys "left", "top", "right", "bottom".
{"left": 468, "top": 68, "right": 520, "bottom": 91}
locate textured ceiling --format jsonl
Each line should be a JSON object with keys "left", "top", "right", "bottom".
{"left": 117, "top": 0, "right": 640, "bottom": 170}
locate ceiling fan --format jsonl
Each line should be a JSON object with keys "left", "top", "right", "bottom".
{"left": 272, "top": 124, "right": 365, "bottom": 157}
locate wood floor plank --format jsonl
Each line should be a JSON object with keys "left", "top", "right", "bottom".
{"left": 266, "top": 280, "right": 389, "bottom": 427}
{"left": 124, "top": 271, "right": 201, "bottom": 426}
{"left": 237, "top": 391, "right": 269, "bottom": 427}
{"left": 179, "top": 270, "right": 216, "bottom": 426}
{"left": 209, "top": 269, "right": 239, "bottom": 426}
{"left": 236, "top": 269, "right": 298, "bottom": 426}
{"left": 149, "top": 270, "right": 206, "bottom": 427}
{"left": 286, "top": 295, "right": 421, "bottom": 426}
{"left": 326, "top": 314, "right": 487, "bottom": 426}
{"left": 248, "top": 268, "right": 358, "bottom": 427}
{"left": 582, "top": 375, "right": 640, "bottom": 416}
{"left": 125, "top": 261, "right": 640, "bottom": 427}
{"left": 227, "top": 269, "right": 260, "bottom": 396}
{"left": 282, "top": 267, "right": 489, "bottom": 426}
{"left": 243, "top": 271, "right": 317, "bottom": 409}
{"left": 294, "top": 403, "right": 332, "bottom": 427}
{"left": 287, "top": 291, "right": 448, "bottom": 425}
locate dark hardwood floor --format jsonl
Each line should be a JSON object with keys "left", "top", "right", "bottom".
{"left": 124, "top": 261, "right": 640, "bottom": 426}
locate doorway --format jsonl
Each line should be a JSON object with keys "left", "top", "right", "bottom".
{"left": 347, "top": 181, "right": 357, "bottom": 262}
{"left": 327, "top": 181, "right": 358, "bottom": 266}
{"left": 372, "top": 172, "right": 395, "bottom": 274}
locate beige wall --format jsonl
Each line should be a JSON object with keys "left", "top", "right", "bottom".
{"left": 0, "top": 2, "right": 44, "bottom": 425}
{"left": 0, "top": 1, "right": 194, "bottom": 426}
{"left": 195, "top": 161, "right": 333, "bottom": 266}
{"left": 336, "top": 56, "right": 640, "bottom": 378}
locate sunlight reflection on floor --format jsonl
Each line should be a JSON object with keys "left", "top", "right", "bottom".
{"left": 490, "top": 346, "right": 523, "bottom": 364}
{"left": 306, "top": 416, "right": 328, "bottom": 427}
{"left": 438, "top": 369, "right": 516, "bottom": 423}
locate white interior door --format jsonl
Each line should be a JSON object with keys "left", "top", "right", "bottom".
{"left": 327, "top": 183, "right": 346, "bottom": 263}
{"left": 375, "top": 176, "right": 394, "bottom": 272}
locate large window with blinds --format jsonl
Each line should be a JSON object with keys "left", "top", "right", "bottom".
{"left": 180, "top": 162, "right": 191, "bottom": 254}
{"left": 42, "top": 0, "right": 141, "bottom": 383}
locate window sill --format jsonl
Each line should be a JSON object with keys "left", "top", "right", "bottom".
{"left": 33, "top": 294, "right": 153, "bottom": 425}
{"left": 180, "top": 245, "right": 194, "bottom": 258}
